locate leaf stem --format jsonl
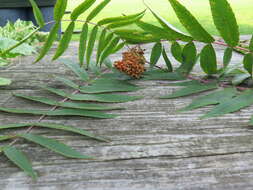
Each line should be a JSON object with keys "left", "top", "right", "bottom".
{"left": 213, "top": 41, "right": 250, "bottom": 53}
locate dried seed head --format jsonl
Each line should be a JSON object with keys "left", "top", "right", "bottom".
{"left": 114, "top": 46, "right": 146, "bottom": 78}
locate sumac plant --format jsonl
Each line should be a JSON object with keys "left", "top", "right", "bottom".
{"left": 0, "top": 0, "right": 253, "bottom": 179}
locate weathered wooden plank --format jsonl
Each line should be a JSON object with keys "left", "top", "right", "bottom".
{"left": 0, "top": 38, "right": 253, "bottom": 189}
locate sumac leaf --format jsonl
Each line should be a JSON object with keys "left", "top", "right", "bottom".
{"left": 180, "top": 88, "right": 237, "bottom": 111}
{"left": 86, "top": 25, "right": 98, "bottom": 68}
{"left": 54, "top": 0, "right": 68, "bottom": 22}
{"left": 150, "top": 42, "right": 162, "bottom": 67}
{"left": 148, "top": 7, "right": 192, "bottom": 42}
{"left": 14, "top": 93, "right": 123, "bottom": 111}
{"left": 98, "top": 10, "right": 145, "bottom": 25}
{"left": 99, "top": 37, "right": 120, "bottom": 65}
{"left": 28, "top": 0, "right": 44, "bottom": 27}
{"left": 0, "top": 107, "right": 118, "bottom": 119}
{"left": 209, "top": 0, "right": 239, "bottom": 46}
{"left": 111, "top": 42, "right": 125, "bottom": 54}
{"left": 107, "top": 15, "right": 144, "bottom": 29}
{"left": 86, "top": 0, "right": 111, "bottom": 21}
{"left": 200, "top": 44, "right": 217, "bottom": 75}
{"left": 171, "top": 41, "right": 182, "bottom": 62}
{"left": 96, "top": 29, "right": 107, "bottom": 64}
{"left": 71, "top": 0, "right": 96, "bottom": 20}
{"left": 42, "top": 86, "right": 143, "bottom": 103}
{"left": 162, "top": 48, "right": 173, "bottom": 72}
{"left": 80, "top": 78, "right": 142, "bottom": 93}
{"left": 177, "top": 42, "right": 197, "bottom": 75}
{"left": 61, "top": 59, "right": 89, "bottom": 81}
{"left": 168, "top": 0, "right": 214, "bottom": 43}
{"left": 3, "top": 146, "right": 37, "bottom": 180}
{"left": 114, "top": 29, "right": 158, "bottom": 44}
{"left": 160, "top": 82, "right": 218, "bottom": 99}
{"left": 243, "top": 53, "right": 253, "bottom": 76}
{"left": 136, "top": 21, "right": 176, "bottom": 40}
{"left": 79, "top": 23, "right": 88, "bottom": 66}
{"left": 18, "top": 134, "right": 93, "bottom": 159}
{"left": 53, "top": 21, "right": 75, "bottom": 60}
{"left": 0, "top": 122, "right": 108, "bottom": 142}
{"left": 202, "top": 90, "right": 253, "bottom": 119}
{"left": 223, "top": 47, "right": 233, "bottom": 68}
{"left": 34, "top": 23, "right": 60, "bottom": 63}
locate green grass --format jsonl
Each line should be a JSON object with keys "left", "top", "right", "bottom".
{"left": 63, "top": 0, "right": 253, "bottom": 40}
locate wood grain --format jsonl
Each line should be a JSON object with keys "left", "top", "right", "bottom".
{"left": 0, "top": 38, "right": 253, "bottom": 190}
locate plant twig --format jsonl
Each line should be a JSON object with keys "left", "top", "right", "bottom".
{"left": 213, "top": 41, "right": 250, "bottom": 53}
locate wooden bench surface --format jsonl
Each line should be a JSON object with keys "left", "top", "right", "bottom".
{"left": 1, "top": 38, "right": 253, "bottom": 190}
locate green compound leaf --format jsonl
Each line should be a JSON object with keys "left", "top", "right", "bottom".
{"left": 96, "top": 29, "right": 107, "bottom": 64}
{"left": 148, "top": 7, "right": 192, "bottom": 42}
{"left": 243, "top": 53, "right": 253, "bottom": 76}
{"left": 55, "top": 76, "right": 79, "bottom": 89}
{"left": 0, "top": 122, "right": 108, "bottom": 142}
{"left": 54, "top": 0, "right": 68, "bottom": 22}
{"left": 171, "top": 41, "right": 183, "bottom": 63}
{"left": 114, "top": 29, "right": 159, "bottom": 44}
{"left": 200, "top": 44, "right": 217, "bottom": 75}
{"left": 179, "top": 88, "right": 237, "bottom": 111}
{"left": 143, "top": 70, "right": 185, "bottom": 80}
{"left": 168, "top": 0, "right": 214, "bottom": 43}
{"left": 150, "top": 42, "right": 162, "bottom": 67}
{"left": 61, "top": 59, "right": 89, "bottom": 81}
{"left": 0, "top": 107, "right": 118, "bottom": 119}
{"left": 28, "top": 0, "right": 45, "bottom": 27}
{"left": 53, "top": 21, "right": 75, "bottom": 60}
{"left": 136, "top": 21, "right": 177, "bottom": 41}
{"left": 86, "top": 0, "right": 111, "bottom": 22}
{"left": 202, "top": 90, "right": 253, "bottom": 119}
{"left": 14, "top": 93, "right": 123, "bottom": 111}
{"left": 111, "top": 42, "right": 125, "bottom": 54}
{"left": 162, "top": 48, "right": 173, "bottom": 72}
{"left": 34, "top": 22, "right": 60, "bottom": 63}
{"left": 223, "top": 47, "right": 233, "bottom": 68}
{"left": 209, "top": 0, "right": 239, "bottom": 46}
{"left": 99, "top": 37, "right": 120, "bottom": 65}
{"left": 97, "top": 10, "right": 145, "bottom": 25}
{"left": 86, "top": 25, "right": 98, "bottom": 68}
{"left": 18, "top": 134, "right": 93, "bottom": 159}
{"left": 79, "top": 23, "right": 88, "bottom": 66}
{"left": 177, "top": 42, "right": 197, "bottom": 75}
{"left": 160, "top": 82, "right": 218, "bottom": 99}
{"left": 107, "top": 15, "right": 144, "bottom": 29}
{"left": 80, "top": 78, "right": 142, "bottom": 93}
{"left": 71, "top": 0, "right": 96, "bottom": 20}
{"left": 42, "top": 86, "right": 143, "bottom": 103}
{"left": 3, "top": 146, "right": 37, "bottom": 180}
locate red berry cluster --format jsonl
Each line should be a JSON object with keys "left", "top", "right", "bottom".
{"left": 114, "top": 47, "right": 146, "bottom": 78}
